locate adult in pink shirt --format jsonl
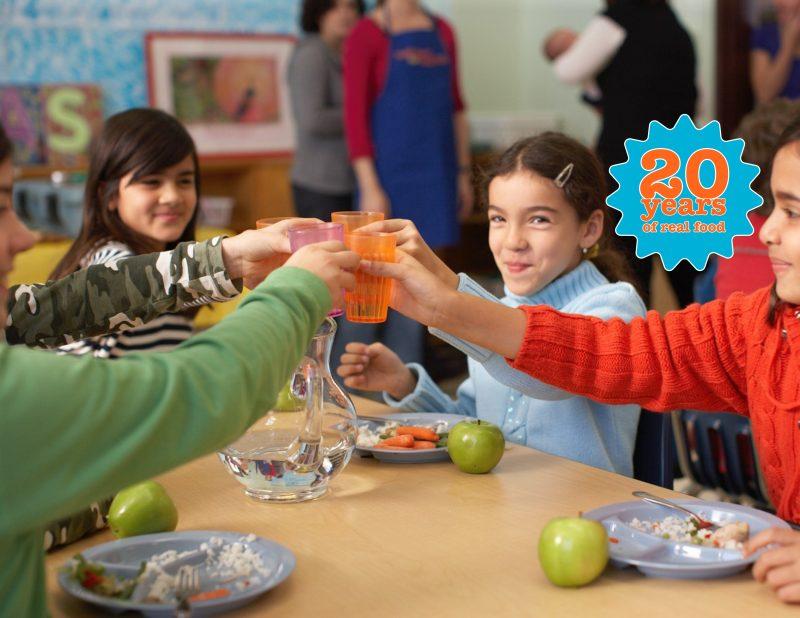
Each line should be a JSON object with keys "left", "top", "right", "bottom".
{"left": 343, "top": 0, "right": 473, "bottom": 249}
{"left": 340, "top": 0, "right": 472, "bottom": 366}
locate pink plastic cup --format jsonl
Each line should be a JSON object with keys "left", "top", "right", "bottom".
{"left": 288, "top": 222, "right": 345, "bottom": 317}
{"left": 288, "top": 222, "right": 344, "bottom": 252}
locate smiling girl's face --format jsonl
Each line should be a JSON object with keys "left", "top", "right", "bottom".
{"left": 487, "top": 170, "right": 603, "bottom": 297}
{"left": 112, "top": 156, "right": 197, "bottom": 249}
{"left": 760, "top": 143, "right": 800, "bottom": 304}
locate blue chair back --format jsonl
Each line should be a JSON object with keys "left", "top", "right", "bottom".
{"left": 633, "top": 410, "right": 674, "bottom": 488}
{"left": 672, "top": 410, "right": 772, "bottom": 508}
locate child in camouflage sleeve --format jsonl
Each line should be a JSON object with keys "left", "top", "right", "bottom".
{"left": 0, "top": 118, "right": 326, "bottom": 552}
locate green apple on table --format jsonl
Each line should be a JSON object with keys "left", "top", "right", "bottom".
{"left": 538, "top": 517, "right": 609, "bottom": 587}
{"left": 108, "top": 480, "right": 178, "bottom": 539}
{"left": 447, "top": 419, "right": 505, "bottom": 473}
{"left": 273, "top": 378, "right": 303, "bottom": 412}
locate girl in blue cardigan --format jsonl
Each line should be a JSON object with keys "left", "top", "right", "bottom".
{"left": 338, "top": 132, "right": 646, "bottom": 474}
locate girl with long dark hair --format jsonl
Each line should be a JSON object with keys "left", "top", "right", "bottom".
{"left": 51, "top": 108, "right": 202, "bottom": 358}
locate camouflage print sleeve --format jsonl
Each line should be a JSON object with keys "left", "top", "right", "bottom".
{"left": 43, "top": 497, "right": 113, "bottom": 552}
{"left": 5, "top": 236, "right": 243, "bottom": 348}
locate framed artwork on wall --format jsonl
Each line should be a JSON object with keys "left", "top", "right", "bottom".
{"left": 146, "top": 32, "right": 296, "bottom": 158}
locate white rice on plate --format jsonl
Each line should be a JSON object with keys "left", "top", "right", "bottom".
{"left": 629, "top": 516, "right": 749, "bottom": 550}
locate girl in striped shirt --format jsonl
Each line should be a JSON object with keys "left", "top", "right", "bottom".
{"left": 44, "top": 108, "right": 205, "bottom": 549}
{"left": 51, "top": 108, "right": 204, "bottom": 359}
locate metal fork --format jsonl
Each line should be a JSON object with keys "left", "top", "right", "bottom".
{"left": 632, "top": 490, "right": 719, "bottom": 531}
{"left": 174, "top": 565, "right": 200, "bottom": 617}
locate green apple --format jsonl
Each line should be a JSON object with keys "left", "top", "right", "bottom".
{"left": 108, "top": 481, "right": 178, "bottom": 539}
{"left": 273, "top": 379, "right": 303, "bottom": 412}
{"left": 447, "top": 419, "right": 505, "bottom": 474}
{"left": 538, "top": 517, "right": 609, "bottom": 587}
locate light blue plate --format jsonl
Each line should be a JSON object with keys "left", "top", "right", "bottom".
{"left": 58, "top": 530, "right": 295, "bottom": 617}
{"left": 356, "top": 412, "right": 471, "bottom": 463}
{"left": 583, "top": 500, "right": 790, "bottom": 579}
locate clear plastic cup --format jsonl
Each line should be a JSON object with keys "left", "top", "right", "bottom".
{"left": 288, "top": 222, "right": 346, "bottom": 317}
{"left": 331, "top": 211, "right": 385, "bottom": 233}
{"left": 345, "top": 231, "right": 396, "bottom": 323}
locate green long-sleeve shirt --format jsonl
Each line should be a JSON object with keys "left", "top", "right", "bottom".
{"left": 0, "top": 264, "right": 330, "bottom": 617}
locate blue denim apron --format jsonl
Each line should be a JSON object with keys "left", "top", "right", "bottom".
{"left": 369, "top": 10, "right": 459, "bottom": 249}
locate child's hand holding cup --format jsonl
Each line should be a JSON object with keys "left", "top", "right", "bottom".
{"left": 222, "top": 217, "right": 322, "bottom": 289}
{"left": 344, "top": 231, "right": 397, "bottom": 323}
{"left": 288, "top": 222, "right": 347, "bottom": 317}
{"left": 285, "top": 241, "right": 359, "bottom": 311}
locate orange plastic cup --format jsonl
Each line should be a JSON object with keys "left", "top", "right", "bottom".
{"left": 345, "top": 231, "right": 396, "bottom": 323}
{"left": 331, "top": 211, "right": 384, "bottom": 233}
{"left": 256, "top": 216, "right": 293, "bottom": 229}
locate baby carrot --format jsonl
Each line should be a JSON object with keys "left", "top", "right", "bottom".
{"left": 396, "top": 426, "right": 440, "bottom": 442}
{"left": 188, "top": 588, "right": 231, "bottom": 602}
{"left": 377, "top": 434, "right": 415, "bottom": 448}
{"left": 412, "top": 440, "right": 438, "bottom": 449}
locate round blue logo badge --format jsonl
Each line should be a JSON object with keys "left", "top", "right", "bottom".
{"left": 607, "top": 115, "right": 762, "bottom": 271}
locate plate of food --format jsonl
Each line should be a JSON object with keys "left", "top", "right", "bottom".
{"left": 58, "top": 530, "right": 295, "bottom": 616}
{"left": 583, "top": 499, "right": 790, "bottom": 579}
{"left": 355, "top": 412, "right": 469, "bottom": 463}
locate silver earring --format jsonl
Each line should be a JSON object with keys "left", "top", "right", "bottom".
{"left": 581, "top": 246, "right": 588, "bottom": 255}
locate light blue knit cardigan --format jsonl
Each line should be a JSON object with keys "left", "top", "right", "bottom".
{"left": 384, "top": 260, "right": 647, "bottom": 475}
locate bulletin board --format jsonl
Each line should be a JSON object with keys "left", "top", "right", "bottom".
{"left": 0, "top": 0, "right": 301, "bottom": 115}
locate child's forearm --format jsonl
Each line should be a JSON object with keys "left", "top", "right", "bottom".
{"left": 432, "top": 291, "right": 528, "bottom": 360}
{"left": 387, "top": 366, "right": 419, "bottom": 401}
{"left": 6, "top": 238, "right": 239, "bottom": 348}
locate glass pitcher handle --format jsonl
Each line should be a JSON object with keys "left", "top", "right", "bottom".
{"left": 288, "top": 357, "right": 324, "bottom": 469}
{"left": 299, "top": 358, "right": 322, "bottom": 442}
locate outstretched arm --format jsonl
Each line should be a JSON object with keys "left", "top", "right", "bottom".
{"left": 6, "top": 237, "right": 240, "bottom": 348}
{"left": 362, "top": 252, "right": 751, "bottom": 415}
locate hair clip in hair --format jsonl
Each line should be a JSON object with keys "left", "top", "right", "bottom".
{"left": 554, "top": 162, "right": 574, "bottom": 188}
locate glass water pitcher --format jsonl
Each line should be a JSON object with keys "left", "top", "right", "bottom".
{"left": 218, "top": 318, "right": 358, "bottom": 502}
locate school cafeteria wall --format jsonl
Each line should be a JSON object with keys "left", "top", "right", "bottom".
{"left": 450, "top": 0, "right": 717, "bottom": 147}
{"left": 0, "top": 0, "right": 301, "bottom": 113}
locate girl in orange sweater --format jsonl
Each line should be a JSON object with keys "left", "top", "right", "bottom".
{"left": 362, "top": 118, "right": 800, "bottom": 603}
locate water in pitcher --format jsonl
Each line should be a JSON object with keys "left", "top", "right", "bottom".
{"left": 218, "top": 317, "right": 358, "bottom": 502}
{"left": 218, "top": 410, "right": 355, "bottom": 502}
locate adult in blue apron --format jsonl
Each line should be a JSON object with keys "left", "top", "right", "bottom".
{"left": 369, "top": 6, "right": 459, "bottom": 249}
{"left": 336, "top": 7, "right": 459, "bottom": 372}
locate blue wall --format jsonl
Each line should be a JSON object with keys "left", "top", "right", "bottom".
{"left": 0, "top": 0, "right": 302, "bottom": 115}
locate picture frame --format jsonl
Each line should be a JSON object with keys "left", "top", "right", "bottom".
{"left": 145, "top": 32, "right": 296, "bottom": 158}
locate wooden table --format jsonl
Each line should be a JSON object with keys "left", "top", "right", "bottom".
{"left": 46, "top": 397, "right": 797, "bottom": 617}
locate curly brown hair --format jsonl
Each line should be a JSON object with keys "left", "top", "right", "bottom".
{"left": 735, "top": 98, "right": 800, "bottom": 217}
